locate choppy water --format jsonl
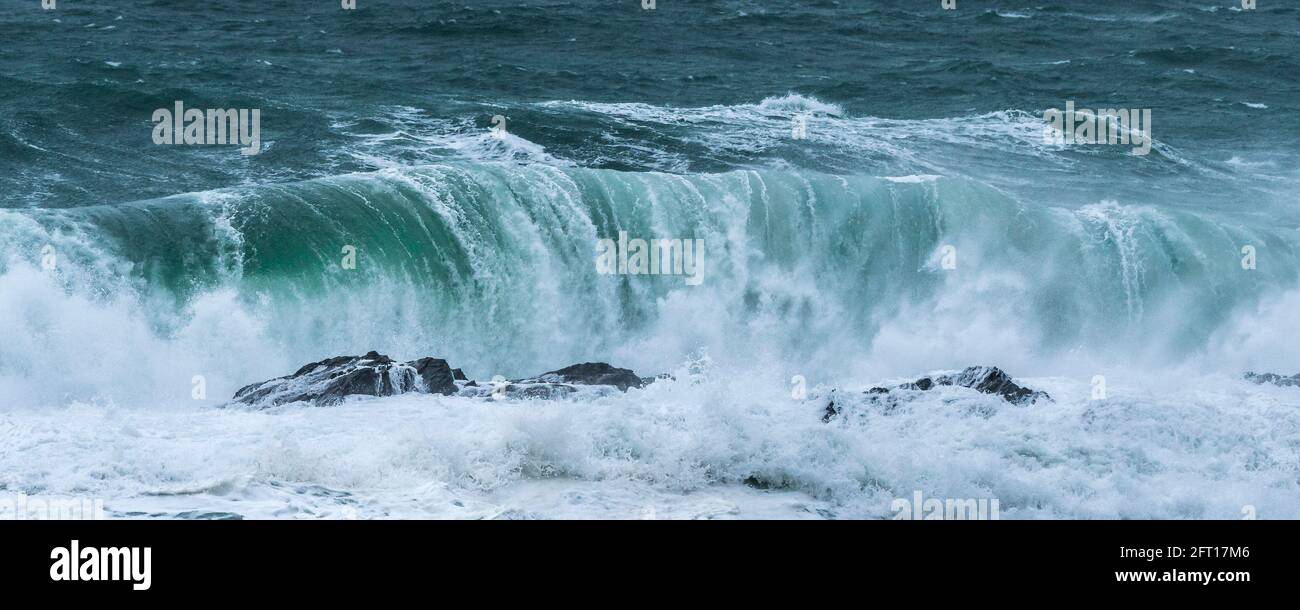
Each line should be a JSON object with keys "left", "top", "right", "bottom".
{"left": 2, "top": 1, "right": 1299, "bottom": 519}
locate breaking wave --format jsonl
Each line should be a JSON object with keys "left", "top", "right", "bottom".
{"left": 2, "top": 163, "right": 1297, "bottom": 407}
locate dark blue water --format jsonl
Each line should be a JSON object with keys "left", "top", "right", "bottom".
{"left": 1, "top": 0, "right": 1297, "bottom": 213}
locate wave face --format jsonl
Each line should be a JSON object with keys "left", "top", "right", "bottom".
{"left": 4, "top": 163, "right": 1298, "bottom": 407}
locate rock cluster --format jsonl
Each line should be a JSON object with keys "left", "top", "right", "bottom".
{"left": 231, "top": 354, "right": 651, "bottom": 408}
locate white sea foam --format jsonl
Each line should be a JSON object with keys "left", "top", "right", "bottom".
{"left": 2, "top": 364, "right": 1297, "bottom": 519}
{"left": 882, "top": 175, "right": 941, "bottom": 183}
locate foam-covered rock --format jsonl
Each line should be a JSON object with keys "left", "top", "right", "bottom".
{"left": 231, "top": 351, "right": 456, "bottom": 407}
{"left": 823, "top": 366, "right": 1049, "bottom": 421}
{"left": 1244, "top": 372, "right": 1300, "bottom": 387}
{"left": 232, "top": 356, "right": 654, "bottom": 407}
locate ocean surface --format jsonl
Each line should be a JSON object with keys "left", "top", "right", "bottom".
{"left": 2, "top": 0, "right": 1299, "bottom": 519}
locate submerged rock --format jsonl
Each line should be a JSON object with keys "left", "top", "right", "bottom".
{"left": 1244, "top": 372, "right": 1300, "bottom": 387}
{"left": 640, "top": 373, "right": 676, "bottom": 386}
{"left": 231, "top": 351, "right": 456, "bottom": 408}
{"left": 823, "top": 366, "right": 1049, "bottom": 421}
{"left": 461, "top": 382, "right": 585, "bottom": 401}
{"left": 455, "top": 362, "right": 653, "bottom": 400}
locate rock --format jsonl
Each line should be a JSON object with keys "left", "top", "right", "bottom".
{"left": 232, "top": 356, "right": 656, "bottom": 407}
{"left": 514, "top": 362, "right": 645, "bottom": 392}
{"left": 1244, "top": 372, "right": 1300, "bottom": 387}
{"left": 409, "top": 357, "right": 459, "bottom": 396}
{"left": 823, "top": 366, "right": 1049, "bottom": 421}
{"left": 231, "top": 351, "right": 455, "bottom": 408}
{"left": 451, "top": 362, "right": 658, "bottom": 400}
{"left": 501, "top": 383, "right": 580, "bottom": 400}
{"left": 913, "top": 366, "right": 1049, "bottom": 405}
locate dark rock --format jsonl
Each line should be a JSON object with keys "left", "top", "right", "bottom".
{"left": 514, "top": 362, "right": 645, "bottom": 392}
{"left": 234, "top": 356, "right": 660, "bottom": 407}
{"left": 1245, "top": 372, "right": 1300, "bottom": 387}
{"left": 508, "top": 384, "right": 578, "bottom": 400}
{"left": 823, "top": 366, "right": 1049, "bottom": 421}
{"left": 232, "top": 352, "right": 451, "bottom": 408}
{"left": 410, "top": 357, "right": 458, "bottom": 396}
{"left": 923, "top": 366, "right": 1048, "bottom": 405}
